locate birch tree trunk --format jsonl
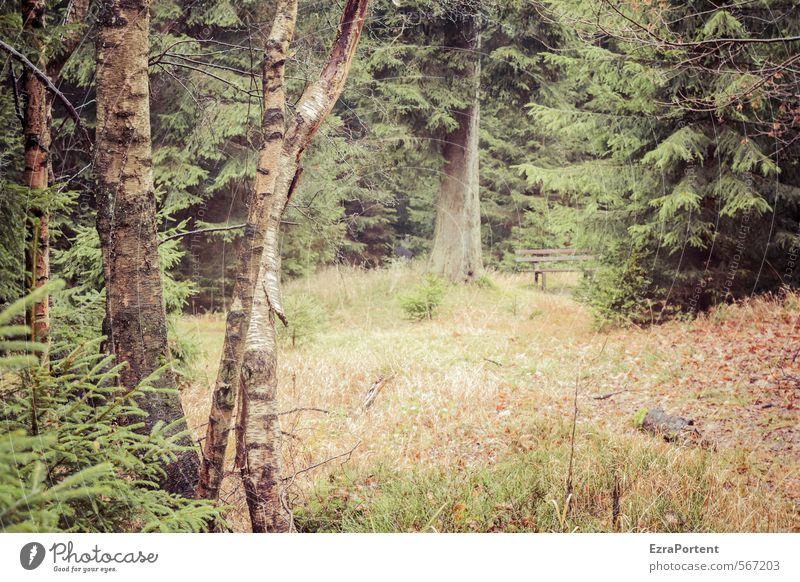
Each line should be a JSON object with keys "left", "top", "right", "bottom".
{"left": 238, "top": 270, "right": 286, "bottom": 531}
{"left": 236, "top": 0, "right": 371, "bottom": 533}
{"left": 94, "top": 0, "right": 198, "bottom": 497}
{"left": 429, "top": 23, "right": 482, "bottom": 283}
{"left": 196, "top": 0, "right": 299, "bottom": 503}
{"left": 21, "top": 0, "right": 50, "bottom": 344}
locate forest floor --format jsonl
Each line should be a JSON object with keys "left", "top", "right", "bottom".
{"left": 178, "top": 264, "right": 799, "bottom": 532}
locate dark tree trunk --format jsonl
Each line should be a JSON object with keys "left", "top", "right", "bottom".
{"left": 21, "top": 0, "right": 50, "bottom": 344}
{"left": 429, "top": 21, "right": 482, "bottom": 283}
{"left": 94, "top": 0, "right": 198, "bottom": 497}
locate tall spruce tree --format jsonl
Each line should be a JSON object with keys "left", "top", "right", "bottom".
{"left": 337, "top": 0, "right": 558, "bottom": 277}
{"left": 428, "top": 12, "right": 482, "bottom": 282}
{"left": 518, "top": 0, "right": 800, "bottom": 323}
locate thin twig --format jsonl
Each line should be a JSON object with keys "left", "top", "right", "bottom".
{"left": 280, "top": 441, "right": 360, "bottom": 482}
{"left": 565, "top": 373, "right": 579, "bottom": 509}
{"left": 612, "top": 471, "right": 621, "bottom": 531}
{"left": 156, "top": 59, "right": 260, "bottom": 97}
{"left": 592, "top": 389, "right": 629, "bottom": 400}
{"left": 566, "top": 338, "right": 609, "bottom": 512}
{"left": 160, "top": 220, "right": 298, "bottom": 244}
{"left": 277, "top": 407, "right": 329, "bottom": 416}
{"left": 148, "top": 38, "right": 264, "bottom": 67}
{"left": 157, "top": 52, "right": 255, "bottom": 77}
{"left": 159, "top": 223, "right": 245, "bottom": 243}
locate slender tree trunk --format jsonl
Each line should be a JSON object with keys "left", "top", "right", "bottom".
{"left": 200, "top": 0, "right": 370, "bottom": 516}
{"left": 20, "top": 0, "right": 90, "bottom": 345}
{"left": 94, "top": 0, "right": 198, "bottom": 497}
{"left": 196, "top": 0, "right": 299, "bottom": 503}
{"left": 429, "top": 23, "right": 482, "bottom": 283}
{"left": 236, "top": 0, "right": 370, "bottom": 532}
{"left": 21, "top": 0, "right": 50, "bottom": 344}
{"left": 238, "top": 286, "right": 287, "bottom": 531}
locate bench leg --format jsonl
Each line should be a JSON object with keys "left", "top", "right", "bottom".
{"left": 542, "top": 272, "right": 547, "bottom": 291}
{"left": 534, "top": 271, "right": 539, "bottom": 287}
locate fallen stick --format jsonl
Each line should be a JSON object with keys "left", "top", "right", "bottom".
{"left": 592, "top": 389, "right": 629, "bottom": 400}
{"left": 277, "top": 406, "right": 330, "bottom": 416}
{"left": 362, "top": 375, "right": 393, "bottom": 410}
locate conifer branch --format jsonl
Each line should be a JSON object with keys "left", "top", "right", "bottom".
{"left": 600, "top": 0, "right": 800, "bottom": 47}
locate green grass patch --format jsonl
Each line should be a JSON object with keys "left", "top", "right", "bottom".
{"left": 295, "top": 418, "right": 787, "bottom": 533}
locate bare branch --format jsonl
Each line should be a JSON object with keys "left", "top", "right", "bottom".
{"left": 0, "top": 38, "right": 92, "bottom": 148}
{"left": 160, "top": 223, "right": 245, "bottom": 243}
{"left": 280, "top": 441, "right": 361, "bottom": 482}
{"left": 277, "top": 407, "right": 330, "bottom": 416}
{"left": 601, "top": 0, "right": 800, "bottom": 48}
{"left": 157, "top": 52, "right": 255, "bottom": 77}
{"left": 156, "top": 59, "right": 260, "bottom": 97}
{"left": 160, "top": 220, "right": 298, "bottom": 244}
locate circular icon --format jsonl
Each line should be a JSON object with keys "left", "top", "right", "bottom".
{"left": 20, "top": 542, "right": 46, "bottom": 570}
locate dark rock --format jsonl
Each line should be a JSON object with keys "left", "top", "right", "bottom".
{"left": 640, "top": 407, "right": 701, "bottom": 442}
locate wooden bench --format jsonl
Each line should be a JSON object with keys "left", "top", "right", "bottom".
{"left": 514, "top": 248, "right": 595, "bottom": 290}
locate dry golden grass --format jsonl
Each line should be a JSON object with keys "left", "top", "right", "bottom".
{"left": 178, "top": 264, "right": 799, "bottom": 532}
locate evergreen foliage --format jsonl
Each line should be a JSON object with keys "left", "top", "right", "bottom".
{"left": 2, "top": 0, "right": 798, "bottom": 327}
{"left": 0, "top": 284, "right": 217, "bottom": 532}
{"left": 517, "top": 0, "right": 800, "bottom": 320}
{"left": 278, "top": 294, "right": 328, "bottom": 347}
{"left": 0, "top": 0, "right": 798, "bottom": 536}
{"left": 400, "top": 273, "right": 447, "bottom": 320}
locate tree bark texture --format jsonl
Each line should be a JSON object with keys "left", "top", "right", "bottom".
{"left": 94, "top": 0, "right": 198, "bottom": 497}
{"left": 21, "top": 0, "right": 50, "bottom": 344}
{"left": 197, "top": 0, "right": 299, "bottom": 503}
{"left": 22, "top": 0, "right": 91, "bottom": 347}
{"left": 237, "top": 0, "right": 371, "bottom": 533}
{"left": 429, "top": 23, "right": 483, "bottom": 283}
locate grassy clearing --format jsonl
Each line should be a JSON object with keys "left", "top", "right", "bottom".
{"left": 178, "top": 263, "right": 799, "bottom": 532}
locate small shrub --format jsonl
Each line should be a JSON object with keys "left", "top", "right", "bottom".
{"left": 632, "top": 408, "right": 648, "bottom": 428}
{"left": 528, "top": 308, "right": 543, "bottom": 320}
{"left": 278, "top": 294, "right": 327, "bottom": 347}
{"left": 503, "top": 292, "right": 521, "bottom": 316}
{"left": 399, "top": 274, "right": 446, "bottom": 321}
{"left": 473, "top": 273, "right": 497, "bottom": 290}
{"left": 577, "top": 251, "right": 675, "bottom": 328}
